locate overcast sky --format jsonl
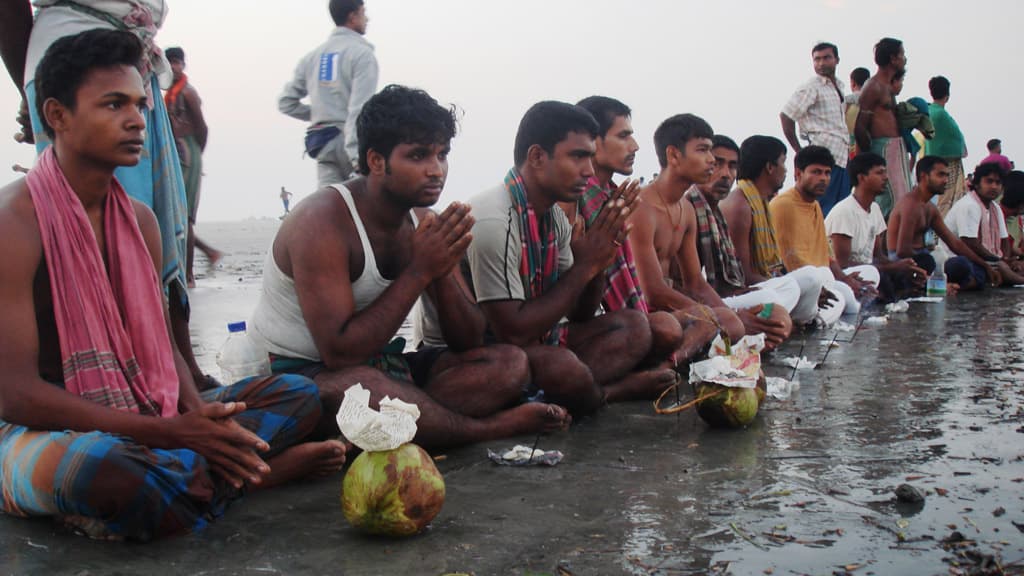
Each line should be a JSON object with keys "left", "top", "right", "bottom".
{"left": 1, "top": 0, "right": 1020, "bottom": 222}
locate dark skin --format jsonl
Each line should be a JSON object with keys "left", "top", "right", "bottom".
{"left": 957, "top": 174, "right": 1024, "bottom": 285}
{"left": 855, "top": 47, "right": 906, "bottom": 152}
{"left": 631, "top": 138, "right": 746, "bottom": 346}
{"left": 887, "top": 164, "right": 1000, "bottom": 289}
{"left": 830, "top": 164, "right": 926, "bottom": 285}
{"left": 0, "top": 0, "right": 33, "bottom": 143}
{"left": 0, "top": 64, "right": 345, "bottom": 494}
{"left": 694, "top": 145, "right": 792, "bottom": 350}
{"left": 274, "top": 137, "right": 570, "bottom": 446}
{"left": 780, "top": 47, "right": 843, "bottom": 154}
{"left": 720, "top": 153, "right": 788, "bottom": 286}
{"left": 479, "top": 131, "right": 666, "bottom": 413}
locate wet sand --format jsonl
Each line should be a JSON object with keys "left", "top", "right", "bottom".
{"left": 2, "top": 219, "right": 1022, "bottom": 575}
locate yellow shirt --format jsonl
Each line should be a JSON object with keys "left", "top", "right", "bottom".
{"left": 769, "top": 188, "right": 831, "bottom": 270}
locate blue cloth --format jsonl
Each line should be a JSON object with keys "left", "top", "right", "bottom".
{"left": 26, "top": 76, "right": 189, "bottom": 301}
{"left": 818, "top": 164, "right": 851, "bottom": 217}
{"left": 944, "top": 256, "right": 987, "bottom": 290}
{"left": 0, "top": 374, "right": 321, "bottom": 541}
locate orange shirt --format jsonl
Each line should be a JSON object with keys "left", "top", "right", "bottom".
{"left": 769, "top": 188, "right": 831, "bottom": 270}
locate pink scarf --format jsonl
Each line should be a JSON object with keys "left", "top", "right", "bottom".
{"left": 27, "top": 148, "right": 179, "bottom": 417}
{"left": 969, "top": 191, "right": 1002, "bottom": 258}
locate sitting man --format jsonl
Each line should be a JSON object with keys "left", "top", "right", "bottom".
{"left": 999, "top": 171, "right": 1024, "bottom": 264}
{"left": 466, "top": 101, "right": 672, "bottom": 417}
{"left": 555, "top": 96, "right": 705, "bottom": 364}
{"left": 629, "top": 114, "right": 748, "bottom": 348}
{"left": 887, "top": 156, "right": 994, "bottom": 292}
{"left": 770, "top": 146, "right": 879, "bottom": 318}
{"left": 0, "top": 30, "right": 341, "bottom": 542}
{"left": 942, "top": 162, "right": 1024, "bottom": 286}
{"left": 683, "top": 134, "right": 794, "bottom": 349}
{"left": 251, "top": 85, "right": 571, "bottom": 448}
{"left": 825, "top": 152, "right": 927, "bottom": 301}
{"left": 719, "top": 135, "right": 833, "bottom": 326}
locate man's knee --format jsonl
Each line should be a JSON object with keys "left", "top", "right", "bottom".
{"left": 481, "top": 344, "right": 531, "bottom": 390}
{"left": 713, "top": 307, "right": 745, "bottom": 343}
{"left": 648, "top": 311, "right": 684, "bottom": 352}
{"left": 606, "top": 308, "right": 652, "bottom": 348}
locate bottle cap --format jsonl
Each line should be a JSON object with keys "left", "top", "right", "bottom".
{"left": 227, "top": 321, "right": 247, "bottom": 333}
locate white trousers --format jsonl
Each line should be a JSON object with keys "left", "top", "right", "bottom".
{"left": 722, "top": 265, "right": 826, "bottom": 325}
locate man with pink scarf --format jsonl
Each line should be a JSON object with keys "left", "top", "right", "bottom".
{"left": 0, "top": 30, "right": 343, "bottom": 542}
{"left": 943, "top": 162, "right": 1024, "bottom": 287}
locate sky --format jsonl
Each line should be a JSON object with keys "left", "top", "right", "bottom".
{"left": 1, "top": 0, "right": 1021, "bottom": 223}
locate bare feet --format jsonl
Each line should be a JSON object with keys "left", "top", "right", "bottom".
{"left": 256, "top": 439, "right": 347, "bottom": 490}
{"left": 485, "top": 402, "right": 571, "bottom": 438}
{"left": 204, "top": 248, "right": 224, "bottom": 272}
{"left": 604, "top": 368, "right": 678, "bottom": 403}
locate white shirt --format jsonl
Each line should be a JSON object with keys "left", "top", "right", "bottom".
{"left": 825, "top": 195, "right": 886, "bottom": 265}
{"left": 944, "top": 194, "right": 1008, "bottom": 253}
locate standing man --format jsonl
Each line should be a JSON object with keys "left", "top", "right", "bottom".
{"left": 855, "top": 37, "right": 910, "bottom": 218}
{"left": 770, "top": 146, "right": 879, "bottom": 317}
{"left": 0, "top": 0, "right": 214, "bottom": 389}
{"left": 164, "top": 46, "right": 221, "bottom": 287}
{"left": 280, "top": 186, "right": 294, "bottom": 216}
{"left": 780, "top": 42, "right": 850, "bottom": 216}
{"left": 279, "top": 0, "right": 378, "bottom": 186}
{"left": 981, "top": 139, "right": 1014, "bottom": 172}
{"left": 925, "top": 76, "right": 968, "bottom": 216}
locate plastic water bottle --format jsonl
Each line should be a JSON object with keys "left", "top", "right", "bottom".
{"left": 926, "top": 268, "right": 947, "bottom": 296}
{"left": 216, "top": 321, "right": 271, "bottom": 384}
{"left": 927, "top": 245, "right": 948, "bottom": 297}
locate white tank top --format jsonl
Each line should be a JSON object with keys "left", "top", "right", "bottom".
{"left": 250, "top": 184, "right": 417, "bottom": 361}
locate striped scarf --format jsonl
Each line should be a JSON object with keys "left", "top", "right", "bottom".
{"left": 506, "top": 168, "right": 565, "bottom": 346}
{"left": 737, "top": 179, "right": 785, "bottom": 278}
{"left": 685, "top": 186, "right": 745, "bottom": 293}
{"left": 579, "top": 177, "right": 648, "bottom": 313}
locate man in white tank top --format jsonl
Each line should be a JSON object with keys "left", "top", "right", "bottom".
{"left": 250, "top": 86, "right": 571, "bottom": 448}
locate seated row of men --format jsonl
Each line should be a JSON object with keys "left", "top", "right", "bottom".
{"left": 4, "top": 30, "right": 1021, "bottom": 541}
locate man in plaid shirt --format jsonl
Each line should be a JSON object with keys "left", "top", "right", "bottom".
{"left": 780, "top": 42, "right": 850, "bottom": 217}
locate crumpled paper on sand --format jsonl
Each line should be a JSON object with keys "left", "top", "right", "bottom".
{"left": 487, "top": 445, "right": 564, "bottom": 467}
{"left": 688, "top": 333, "right": 765, "bottom": 389}
{"left": 336, "top": 384, "right": 419, "bottom": 452}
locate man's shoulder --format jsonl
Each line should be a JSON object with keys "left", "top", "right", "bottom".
{"left": 0, "top": 179, "right": 42, "bottom": 258}
{"left": 468, "top": 184, "right": 512, "bottom": 221}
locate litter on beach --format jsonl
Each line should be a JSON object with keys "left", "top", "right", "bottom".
{"left": 488, "top": 445, "right": 564, "bottom": 466}
{"left": 766, "top": 377, "right": 800, "bottom": 400}
{"left": 775, "top": 356, "right": 818, "bottom": 370}
{"left": 885, "top": 301, "right": 910, "bottom": 313}
{"left": 863, "top": 316, "right": 889, "bottom": 326}
{"left": 904, "top": 296, "right": 944, "bottom": 303}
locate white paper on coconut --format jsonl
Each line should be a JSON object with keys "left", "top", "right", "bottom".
{"left": 688, "top": 333, "right": 764, "bottom": 389}
{"left": 335, "top": 384, "right": 420, "bottom": 452}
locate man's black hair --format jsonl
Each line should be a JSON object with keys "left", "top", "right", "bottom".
{"left": 848, "top": 152, "right": 886, "bottom": 187}
{"left": 1000, "top": 171, "right": 1024, "bottom": 210}
{"left": 850, "top": 67, "right": 870, "bottom": 88}
{"left": 164, "top": 46, "right": 184, "bottom": 63}
{"left": 513, "top": 101, "right": 598, "bottom": 167}
{"left": 873, "top": 37, "right": 903, "bottom": 68}
{"left": 356, "top": 84, "right": 457, "bottom": 175}
{"left": 711, "top": 135, "right": 740, "bottom": 155}
{"left": 987, "top": 138, "right": 1001, "bottom": 152}
{"left": 929, "top": 75, "right": 950, "bottom": 100}
{"left": 794, "top": 145, "right": 835, "bottom": 171}
{"left": 329, "top": 0, "right": 364, "bottom": 26}
{"left": 915, "top": 155, "right": 948, "bottom": 181}
{"left": 35, "top": 29, "right": 143, "bottom": 139}
{"left": 812, "top": 42, "right": 838, "bottom": 59}
{"left": 576, "top": 96, "right": 631, "bottom": 139}
{"left": 653, "top": 113, "right": 713, "bottom": 169}
{"left": 972, "top": 161, "right": 1005, "bottom": 188}
{"left": 737, "top": 135, "right": 786, "bottom": 181}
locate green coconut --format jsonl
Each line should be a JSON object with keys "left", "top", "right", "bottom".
{"left": 695, "top": 382, "right": 760, "bottom": 428}
{"left": 341, "top": 443, "right": 446, "bottom": 536}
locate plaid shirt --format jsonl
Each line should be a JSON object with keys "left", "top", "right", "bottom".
{"left": 782, "top": 75, "right": 849, "bottom": 168}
